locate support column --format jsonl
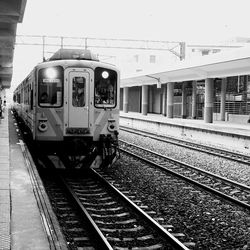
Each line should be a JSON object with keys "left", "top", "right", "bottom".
{"left": 181, "top": 82, "right": 187, "bottom": 118}
{"left": 148, "top": 86, "right": 153, "bottom": 113}
{"left": 167, "top": 82, "right": 174, "bottom": 118}
{"left": 142, "top": 85, "right": 148, "bottom": 115}
{"left": 123, "top": 87, "right": 129, "bottom": 113}
{"left": 162, "top": 84, "right": 167, "bottom": 116}
{"left": 204, "top": 78, "right": 214, "bottom": 123}
{"left": 220, "top": 78, "right": 227, "bottom": 121}
{"left": 192, "top": 81, "right": 197, "bottom": 119}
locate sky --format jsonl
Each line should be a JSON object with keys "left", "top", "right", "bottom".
{"left": 17, "top": 0, "right": 250, "bottom": 41}
{"left": 9, "top": 0, "right": 250, "bottom": 92}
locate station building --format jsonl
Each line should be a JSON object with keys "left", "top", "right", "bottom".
{"left": 120, "top": 46, "right": 250, "bottom": 124}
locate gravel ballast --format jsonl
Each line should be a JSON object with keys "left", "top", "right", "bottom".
{"left": 119, "top": 131, "right": 250, "bottom": 187}
{"left": 105, "top": 130, "right": 250, "bottom": 249}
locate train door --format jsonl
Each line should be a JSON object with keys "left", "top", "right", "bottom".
{"left": 68, "top": 70, "right": 89, "bottom": 128}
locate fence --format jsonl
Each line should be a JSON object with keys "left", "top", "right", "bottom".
{"left": 214, "top": 101, "right": 250, "bottom": 115}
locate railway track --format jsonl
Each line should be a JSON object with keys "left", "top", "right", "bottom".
{"left": 15, "top": 115, "right": 250, "bottom": 249}
{"left": 119, "top": 140, "right": 250, "bottom": 211}
{"left": 41, "top": 166, "right": 189, "bottom": 250}
{"left": 120, "top": 126, "right": 250, "bottom": 166}
{"left": 42, "top": 172, "right": 98, "bottom": 249}
{"left": 16, "top": 112, "right": 190, "bottom": 249}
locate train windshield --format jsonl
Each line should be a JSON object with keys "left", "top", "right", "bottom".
{"left": 38, "top": 66, "right": 63, "bottom": 107}
{"left": 94, "top": 67, "right": 117, "bottom": 108}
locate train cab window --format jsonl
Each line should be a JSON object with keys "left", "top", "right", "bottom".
{"left": 72, "top": 77, "right": 85, "bottom": 107}
{"left": 38, "top": 66, "right": 63, "bottom": 107}
{"left": 94, "top": 67, "right": 117, "bottom": 108}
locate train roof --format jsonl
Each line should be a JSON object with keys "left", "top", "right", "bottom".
{"left": 48, "top": 48, "right": 99, "bottom": 61}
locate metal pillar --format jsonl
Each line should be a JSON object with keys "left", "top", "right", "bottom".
{"left": 204, "top": 78, "right": 214, "bottom": 123}
{"left": 142, "top": 85, "right": 148, "bottom": 115}
{"left": 148, "top": 86, "right": 153, "bottom": 113}
{"left": 123, "top": 87, "right": 129, "bottom": 113}
{"left": 220, "top": 78, "right": 227, "bottom": 121}
{"left": 181, "top": 82, "right": 187, "bottom": 118}
{"left": 167, "top": 82, "right": 174, "bottom": 118}
{"left": 162, "top": 84, "right": 167, "bottom": 116}
{"left": 192, "top": 81, "right": 197, "bottom": 119}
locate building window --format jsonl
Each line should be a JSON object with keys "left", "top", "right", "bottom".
{"left": 134, "top": 55, "right": 139, "bottom": 63}
{"left": 150, "top": 55, "right": 156, "bottom": 63}
{"left": 201, "top": 50, "right": 209, "bottom": 56}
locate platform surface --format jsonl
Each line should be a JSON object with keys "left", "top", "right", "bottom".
{"left": 120, "top": 111, "right": 250, "bottom": 137}
{"left": 0, "top": 109, "right": 51, "bottom": 250}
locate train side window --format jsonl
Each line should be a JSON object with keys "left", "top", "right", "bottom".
{"left": 30, "top": 89, "right": 33, "bottom": 110}
{"left": 72, "top": 77, "right": 85, "bottom": 107}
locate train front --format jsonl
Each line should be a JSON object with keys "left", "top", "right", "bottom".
{"left": 36, "top": 50, "right": 120, "bottom": 169}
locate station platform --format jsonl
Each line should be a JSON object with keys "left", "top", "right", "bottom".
{"left": 0, "top": 109, "right": 67, "bottom": 250}
{"left": 119, "top": 111, "right": 250, "bottom": 154}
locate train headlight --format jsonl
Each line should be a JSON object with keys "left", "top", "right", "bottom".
{"left": 38, "top": 121, "right": 48, "bottom": 132}
{"left": 102, "top": 71, "right": 109, "bottom": 79}
{"left": 45, "top": 68, "right": 57, "bottom": 78}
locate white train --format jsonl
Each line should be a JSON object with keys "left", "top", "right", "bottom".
{"left": 13, "top": 49, "right": 120, "bottom": 168}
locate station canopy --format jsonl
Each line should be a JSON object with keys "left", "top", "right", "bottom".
{"left": 121, "top": 46, "right": 250, "bottom": 87}
{"left": 0, "top": 0, "right": 26, "bottom": 90}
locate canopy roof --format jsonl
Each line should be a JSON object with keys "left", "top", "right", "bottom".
{"left": 121, "top": 46, "right": 250, "bottom": 87}
{"left": 0, "top": 0, "right": 27, "bottom": 89}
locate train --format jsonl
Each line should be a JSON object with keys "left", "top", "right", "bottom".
{"left": 12, "top": 48, "right": 120, "bottom": 169}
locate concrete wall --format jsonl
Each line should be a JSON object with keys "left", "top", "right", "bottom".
{"left": 128, "top": 86, "right": 141, "bottom": 112}
{"left": 213, "top": 113, "right": 250, "bottom": 124}
{"left": 152, "top": 86, "right": 162, "bottom": 114}
{"left": 120, "top": 115, "right": 250, "bottom": 154}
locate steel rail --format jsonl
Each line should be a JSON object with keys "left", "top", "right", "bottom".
{"left": 119, "top": 139, "right": 250, "bottom": 193}
{"left": 90, "top": 168, "right": 190, "bottom": 250}
{"left": 120, "top": 126, "right": 250, "bottom": 165}
{"left": 56, "top": 173, "right": 113, "bottom": 250}
{"left": 120, "top": 140, "right": 250, "bottom": 211}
